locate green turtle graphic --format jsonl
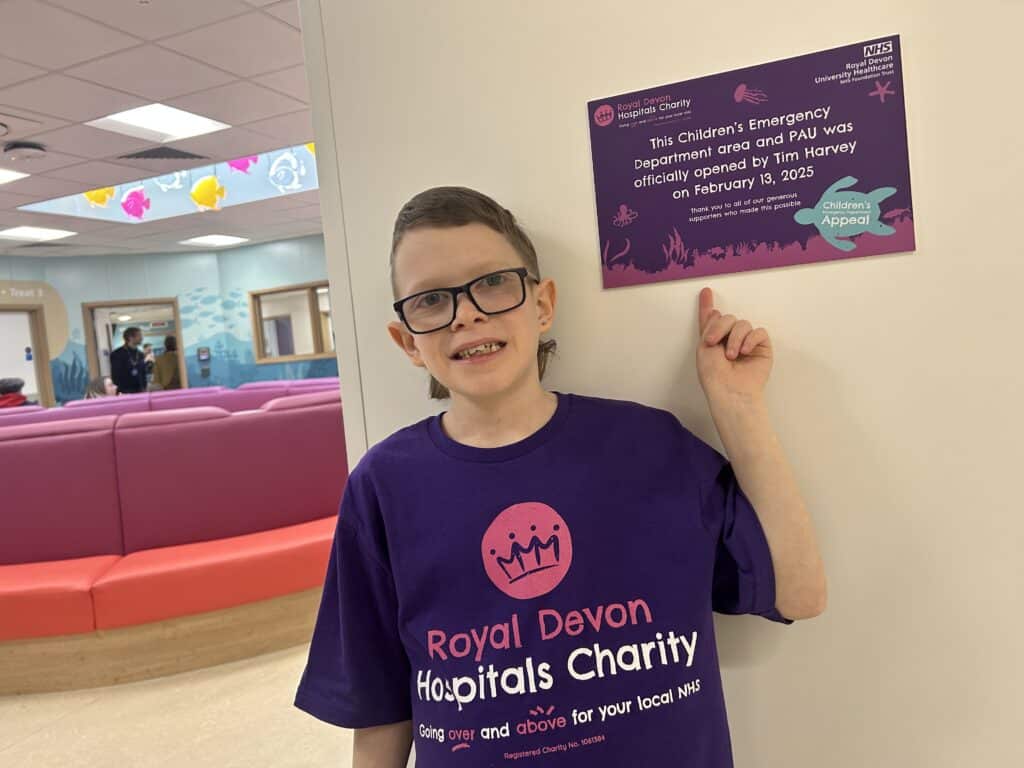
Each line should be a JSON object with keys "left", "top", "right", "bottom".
{"left": 794, "top": 175, "right": 897, "bottom": 252}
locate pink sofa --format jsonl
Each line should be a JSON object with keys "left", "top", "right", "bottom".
{"left": 0, "top": 390, "right": 346, "bottom": 641}
{"left": 0, "top": 405, "right": 44, "bottom": 417}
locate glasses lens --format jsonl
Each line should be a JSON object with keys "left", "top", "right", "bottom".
{"left": 403, "top": 290, "right": 454, "bottom": 333}
{"left": 470, "top": 271, "right": 524, "bottom": 313}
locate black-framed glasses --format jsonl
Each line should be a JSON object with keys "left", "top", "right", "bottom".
{"left": 393, "top": 267, "right": 539, "bottom": 334}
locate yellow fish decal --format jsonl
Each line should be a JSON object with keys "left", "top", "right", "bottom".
{"left": 83, "top": 187, "right": 116, "bottom": 208}
{"left": 305, "top": 142, "right": 316, "bottom": 156}
{"left": 190, "top": 175, "right": 226, "bottom": 211}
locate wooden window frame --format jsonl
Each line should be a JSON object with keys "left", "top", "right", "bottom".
{"left": 249, "top": 280, "right": 334, "bottom": 365}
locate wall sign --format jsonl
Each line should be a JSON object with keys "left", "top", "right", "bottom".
{"left": 587, "top": 36, "right": 914, "bottom": 289}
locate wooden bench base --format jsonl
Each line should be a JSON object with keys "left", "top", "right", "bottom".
{"left": 0, "top": 588, "right": 321, "bottom": 695}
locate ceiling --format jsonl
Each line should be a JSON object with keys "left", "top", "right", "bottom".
{"left": 0, "top": 0, "right": 322, "bottom": 258}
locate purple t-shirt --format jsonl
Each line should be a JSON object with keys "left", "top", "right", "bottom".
{"left": 295, "top": 392, "right": 790, "bottom": 766}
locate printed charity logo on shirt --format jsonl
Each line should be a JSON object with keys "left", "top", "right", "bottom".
{"left": 481, "top": 502, "right": 573, "bottom": 600}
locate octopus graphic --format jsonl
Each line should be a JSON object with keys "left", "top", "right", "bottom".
{"left": 733, "top": 83, "right": 768, "bottom": 104}
{"left": 611, "top": 204, "right": 638, "bottom": 227}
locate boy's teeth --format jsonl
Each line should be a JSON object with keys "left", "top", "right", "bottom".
{"left": 457, "top": 342, "right": 501, "bottom": 359}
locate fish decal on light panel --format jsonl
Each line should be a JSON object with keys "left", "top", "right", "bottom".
{"left": 190, "top": 175, "right": 226, "bottom": 211}
{"left": 82, "top": 187, "right": 116, "bottom": 207}
{"left": 227, "top": 155, "right": 259, "bottom": 174}
{"left": 120, "top": 186, "right": 151, "bottom": 220}
{"left": 268, "top": 150, "right": 306, "bottom": 194}
{"left": 154, "top": 171, "right": 186, "bottom": 192}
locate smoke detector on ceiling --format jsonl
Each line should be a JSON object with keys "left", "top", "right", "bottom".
{"left": 3, "top": 141, "right": 47, "bottom": 162}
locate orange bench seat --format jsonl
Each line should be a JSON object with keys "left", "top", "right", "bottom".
{"left": 0, "top": 555, "right": 120, "bottom": 641}
{"left": 91, "top": 516, "right": 335, "bottom": 630}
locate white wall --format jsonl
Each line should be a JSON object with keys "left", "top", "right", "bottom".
{"left": 0, "top": 311, "right": 37, "bottom": 398}
{"left": 303, "top": 1, "right": 1024, "bottom": 765}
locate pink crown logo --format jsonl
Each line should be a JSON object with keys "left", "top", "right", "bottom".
{"left": 482, "top": 502, "right": 573, "bottom": 600}
{"left": 491, "top": 524, "right": 562, "bottom": 584}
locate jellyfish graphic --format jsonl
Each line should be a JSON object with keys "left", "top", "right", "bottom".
{"left": 154, "top": 171, "right": 187, "bottom": 192}
{"left": 268, "top": 150, "right": 307, "bottom": 194}
{"left": 733, "top": 83, "right": 768, "bottom": 104}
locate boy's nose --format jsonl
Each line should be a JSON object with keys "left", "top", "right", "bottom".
{"left": 451, "top": 292, "right": 486, "bottom": 330}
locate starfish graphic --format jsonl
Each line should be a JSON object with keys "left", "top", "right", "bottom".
{"left": 868, "top": 80, "right": 896, "bottom": 103}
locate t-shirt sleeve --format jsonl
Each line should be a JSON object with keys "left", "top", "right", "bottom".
{"left": 681, "top": 421, "right": 793, "bottom": 625}
{"left": 294, "top": 473, "right": 413, "bottom": 727}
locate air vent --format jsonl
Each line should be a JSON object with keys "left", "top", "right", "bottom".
{"left": 12, "top": 241, "right": 75, "bottom": 249}
{"left": 118, "top": 147, "right": 207, "bottom": 160}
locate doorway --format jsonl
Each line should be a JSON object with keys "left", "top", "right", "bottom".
{"left": 82, "top": 299, "right": 189, "bottom": 389}
{"left": 0, "top": 307, "right": 55, "bottom": 407}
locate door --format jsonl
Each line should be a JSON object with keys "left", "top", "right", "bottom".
{"left": 0, "top": 308, "right": 55, "bottom": 406}
{"left": 82, "top": 299, "right": 189, "bottom": 389}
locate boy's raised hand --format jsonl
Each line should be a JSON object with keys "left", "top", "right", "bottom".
{"left": 696, "top": 286, "right": 773, "bottom": 401}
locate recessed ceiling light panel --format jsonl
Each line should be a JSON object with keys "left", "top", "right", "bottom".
{"left": 180, "top": 235, "right": 249, "bottom": 247}
{"left": 0, "top": 167, "right": 29, "bottom": 185}
{"left": 18, "top": 142, "right": 319, "bottom": 224}
{"left": 0, "top": 226, "right": 77, "bottom": 242}
{"left": 87, "top": 104, "right": 230, "bottom": 144}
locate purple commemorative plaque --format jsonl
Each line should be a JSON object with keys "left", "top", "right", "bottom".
{"left": 587, "top": 36, "right": 915, "bottom": 289}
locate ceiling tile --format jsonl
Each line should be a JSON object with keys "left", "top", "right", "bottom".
{"left": 286, "top": 189, "right": 320, "bottom": 205}
{"left": 46, "top": 161, "right": 148, "bottom": 186}
{"left": 252, "top": 65, "right": 309, "bottom": 102}
{"left": 168, "top": 127, "right": 283, "bottom": 163}
{"left": 168, "top": 81, "right": 306, "bottom": 126}
{"left": 66, "top": 46, "right": 236, "bottom": 102}
{"left": 0, "top": 1, "right": 141, "bottom": 69}
{"left": 0, "top": 75, "right": 147, "bottom": 122}
{"left": 0, "top": 189, "right": 37, "bottom": 209}
{"left": 281, "top": 204, "right": 321, "bottom": 220}
{"left": 160, "top": 13, "right": 304, "bottom": 77}
{"left": 0, "top": 57, "right": 46, "bottom": 90}
{"left": 0, "top": 175, "right": 91, "bottom": 200}
{"left": 46, "top": 0, "right": 252, "bottom": 40}
{"left": 263, "top": 1, "right": 301, "bottom": 29}
{"left": 243, "top": 109, "right": 313, "bottom": 144}
{"left": 243, "top": 0, "right": 281, "bottom": 7}
{"left": 113, "top": 157, "right": 218, "bottom": 177}
{"left": 0, "top": 210, "right": 122, "bottom": 233}
{"left": 0, "top": 148, "right": 84, "bottom": 175}
{"left": 0, "top": 106, "right": 69, "bottom": 143}
{"left": 24, "top": 125, "right": 153, "bottom": 161}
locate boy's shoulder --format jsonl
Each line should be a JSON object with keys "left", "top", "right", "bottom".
{"left": 567, "top": 390, "right": 685, "bottom": 433}
{"left": 348, "top": 414, "right": 434, "bottom": 481}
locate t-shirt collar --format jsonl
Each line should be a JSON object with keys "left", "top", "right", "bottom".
{"left": 426, "top": 391, "right": 571, "bottom": 462}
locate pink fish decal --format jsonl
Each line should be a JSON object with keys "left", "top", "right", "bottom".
{"left": 120, "top": 186, "right": 151, "bottom": 220}
{"left": 227, "top": 155, "right": 259, "bottom": 174}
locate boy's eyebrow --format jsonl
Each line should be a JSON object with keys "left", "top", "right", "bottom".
{"left": 404, "top": 263, "right": 520, "bottom": 294}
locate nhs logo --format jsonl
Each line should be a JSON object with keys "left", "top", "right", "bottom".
{"left": 864, "top": 40, "right": 893, "bottom": 57}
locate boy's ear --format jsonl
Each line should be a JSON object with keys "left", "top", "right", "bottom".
{"left": 535, "top": 277, "right": 557, "bottom": 334}
{"left": 387, "top": 321, "right": 427, "bottom": 368}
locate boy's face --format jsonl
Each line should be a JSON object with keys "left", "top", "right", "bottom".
{"left": 388, "top": 223, "right": 556, "bottom": 402}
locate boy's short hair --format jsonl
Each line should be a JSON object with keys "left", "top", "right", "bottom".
{"left": 0, "top": 377, "right": 25, "bottom": 395}
{"left": 390, "top": 186, "right": 557, "bottom": 400}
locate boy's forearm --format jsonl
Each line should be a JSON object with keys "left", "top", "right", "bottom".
{"left": 707, "top": 392, "right": 827, "bottom": 620}
{"left": 353, "top": 721, "right": 413, "bottom": 768}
